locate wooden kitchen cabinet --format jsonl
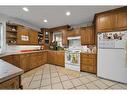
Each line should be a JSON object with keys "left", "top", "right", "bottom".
{"left": 81, "top": 53, "right": 96, "bottom": 74}
{"left": 13, "top": 55, "right": 20, "bottom": 68}
{"left": 17, "top": 26, "right": 30, "bottom": 45}
{"left": 42, "top": 52, "right": 47, "bottom": 64}
{"left": 114, "top": 11, "right": 127, "bottom": 30}
{"left": 62, "top": 30, "right": 68, "bottom": 46}
{"left": 30, "top": 53, "right": 38, "bottom": 69}
{"left": 80, "top": 26, "right": 95, "bottom": 45}
{"left": 19, "top": 54, "right": 30, "bottom": 72}
{"left": 0, "top": 55, "right": 14, "bottom": 65}
{"left": 96, "top": 13, "right": 114, "bottom": 32}
{"left": 95, "top": 7, "right": 127, "bottom": 32}
{"left": 47, "top": 51, "right": 65, "bottom": 66}
{"left": 55, "top": 52, "right": 65, "bottom": 67}
{"left": 29, "top": 30, "right": 38, "bottom": 45}
{"left": 47, "top": 51, "right": 55, "bottom": 64}
{"left": 0, "top": 76, "right": 20, "bottom": 89}
{"left": 67, "top": 30, "right": 80, "bottom": 37}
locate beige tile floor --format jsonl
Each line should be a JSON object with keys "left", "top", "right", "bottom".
{"left": 21, "top": 64, "right": 127, "bottom": 90}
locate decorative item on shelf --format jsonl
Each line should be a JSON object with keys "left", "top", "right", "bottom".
{"left": 6, "top": 23, "right": 18, "bottom": 45}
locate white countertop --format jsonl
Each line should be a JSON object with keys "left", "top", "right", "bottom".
{"left": 0, "top": 59, "right": 24, "bottom": 83}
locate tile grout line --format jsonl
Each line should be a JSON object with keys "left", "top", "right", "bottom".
{"left": 49, "top": 64, "right": 53, "bottom": 89}
{"left": 98, "top": 79, "right": 118, "bottom": 89}
{"left": 22, "top": 63, "right": 127, "bottom": 90}
{"left": 27, "top": 71, "right": 37, "bottom": 88}
{"left": 39, "top": 65, "right": 45, "bottom": 89}
{"left": 56, "top": 65, "right": 65, "bottom": 89}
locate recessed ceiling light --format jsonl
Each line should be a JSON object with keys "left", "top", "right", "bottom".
{"left": 22, "top": 7, "right": 29, "bottom": 12}
{"left": 44, "top": 19, "right": 48, "bottom": 23}
{"left": 66, "top": 11, "right": 71, "bottom": 16}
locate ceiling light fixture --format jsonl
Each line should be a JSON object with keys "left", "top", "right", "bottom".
{"left": 22, "top": 7, "right": 29, "bottom": 12}
{"left": 44, "top": 19, "right": 48, "bottom": 23}
{"left": 66, "top": 11, "right": 71, "bottom": 16}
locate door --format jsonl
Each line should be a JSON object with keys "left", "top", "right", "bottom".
{"left": 97, "top": 49, "right": 127, "bottom": 83}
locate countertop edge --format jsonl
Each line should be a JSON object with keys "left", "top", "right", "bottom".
{"left": 0, "top": 59, "right": 24, "bottom": 83}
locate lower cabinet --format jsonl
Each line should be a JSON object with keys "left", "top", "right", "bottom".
{"left": 20, "top": 54, "right": 30, "bottom": 72}
{"left": 0, "top": 76, "right": 20, "bottom": 89}
{"left": 47, "top": 51, "right": 55, "bottom": 64}
{"left": 55, "top": 52, "right": 64, "bottom": 67}
{"left": 0, "top": 51, "right": 97, "bottom": 74}
{"left": 48, "top": 51, "right": 65, "bottom": 67}
{"left": 30, "top": 53, "right": 38, "bottom": 69}
{"left": 81, "top": 53, "right": 97, "bottom": 74}
{"left": 29, "top": 52, "right": 47, "bottom": 70}
{"left": 0, "top": 55, "right": 14, "bottom": 65}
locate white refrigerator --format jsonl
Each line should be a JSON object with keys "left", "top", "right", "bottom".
{"left": 97, "top": 31, "right": 127, "bottom": 83}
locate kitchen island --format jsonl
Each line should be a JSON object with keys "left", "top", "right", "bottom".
{"left": 0, "top": 59, "right": 24, "bottom": 89}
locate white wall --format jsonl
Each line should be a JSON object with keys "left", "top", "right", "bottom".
{"left": 0, "top": 13, "right": 41, "bottom": 53}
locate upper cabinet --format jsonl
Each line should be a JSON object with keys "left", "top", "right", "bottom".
{"left": 17, "top": 26, "right": 30, "bottom": 45}
{"left": 29, "top": 29, "right": 38, "bottom": 45}
{"left": 95, "top": 7, "right": 127, "bottom": 33}
{"left": 96, "top": 13, "right": 114, "bottom": 32}
{"left": 114, "top": 11, "right": 127, "bottom": 30}
{"left": 6, "top": 23, "right": 18, "bottom": 45}
{"left": 7, "top": 23, "right": 39, "bottom": 45}
{"left": 80, "top": 26, "right": 95, "bottom": 45}
{"left": 62, "top": 30, "right": 68, "bottom": 46}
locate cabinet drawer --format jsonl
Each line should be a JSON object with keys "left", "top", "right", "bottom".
{"left": 81, "top": 54, "right": 96, "bottom": 59}
{"left": 81, "top": 65, "right": 94, "bottom": 73}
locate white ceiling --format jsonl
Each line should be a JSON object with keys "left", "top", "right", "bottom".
{"left": 0, "top": 6, "right": 122, "bottom": 28}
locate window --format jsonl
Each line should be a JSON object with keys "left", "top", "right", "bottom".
{"left": 53, "top": 32, "right": 62, "bottom": 47}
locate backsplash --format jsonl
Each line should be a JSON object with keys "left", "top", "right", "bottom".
{"left": 6, "top": 45, "right": 41, "bottom": 52}
{"left": 81, "top": 45, "right": 96, "bottom": 53}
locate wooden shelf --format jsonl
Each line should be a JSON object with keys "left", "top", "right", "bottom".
{"left": 7, "top": 37, "right": 17, "bottom": 39}
{"left": 7, "top": 30, "right": 17, "bottom": 33}
{"left": 6, "top": 23, "right": 18, "bottom": 45}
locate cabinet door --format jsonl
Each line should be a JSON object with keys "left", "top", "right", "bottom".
{"left": 80, "top": 26, "right": 94, "bottom": 45}
{"left": 67, "top": 30, "right": 80, "bottom": 37}
{"left": 13, "top": 55, "right": 20, "bottom": 68}
{"left": 0, "top": 76, "right": 20, "bottom": 89}
{"left": 20, "top": 54, "right": 30, "bottom": 72}
{"left": 17, "top": 26, "right": 30, "bottom": 45}
{"left": 48, "top": 51, "right": 55, "bottom": 64}
{"left": 30, "top": 53, "right": 38, "bottom": 69}
{"left": 114, "top": 11, "right": 127, "bottom": 30}
{"left": 0, "top": 55, "right": 13, "bottom": 64}
{"left": 42, "top": 52, "right": 47, "bottom": 64}
{"left": 96, "top": 13, "right": 114, "bottom": 32}
{"left": 62, "top": 30, "right": 68, "bottom": 46}
{"left": 55, "top": 52, "right": 64, "bottom": 66}
{"left": 29, "top": 30, "right": 38, "bottom": 45}
{"left": 37, "top": 52, "right": 43, "bottom": 66}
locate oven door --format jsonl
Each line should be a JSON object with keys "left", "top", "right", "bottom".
{"left": 65, "top": 51, "right": 80, "bottom": 71}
